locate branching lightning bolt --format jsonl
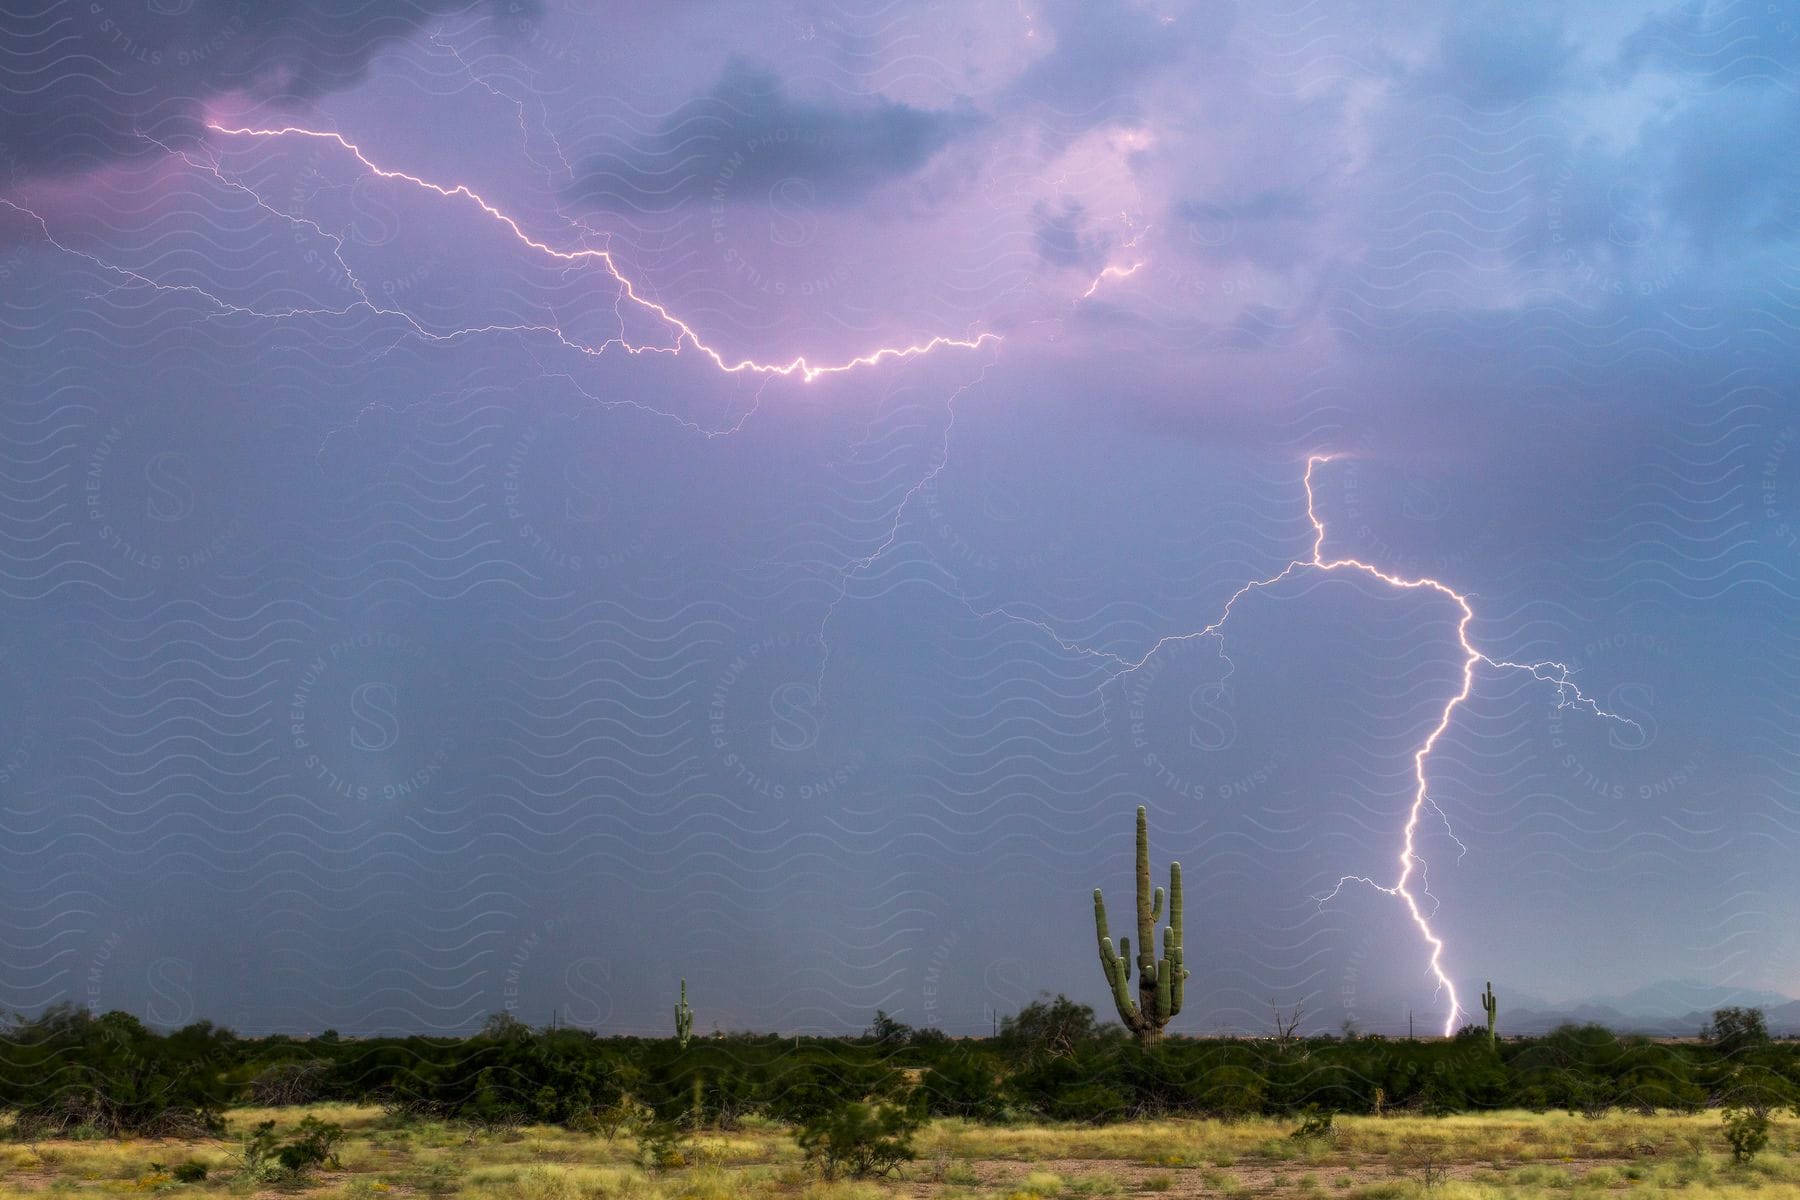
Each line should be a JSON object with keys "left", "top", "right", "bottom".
{"left": 1081, "top": 260, "right": 1145, "bottom": 299}
{"left": 1078, "top": 221, "right": 1150, "bottom": 301}
{"left": 3, "top": 112, "right": 1007, "bottom": 738}
{"left": 426, "top": 27, "right": 578, "bottom": 191}
{"left": 3, "top": 115, "right": 996, "bottom": 457}
{"left": 190, "top": 116, "right": 1013, "bottom": 686}
{"left": 981, "top": 453, "right": 1636, "bottom": 1034}
{"left": 199, "top": 123, "right": 998, "bottom": 383}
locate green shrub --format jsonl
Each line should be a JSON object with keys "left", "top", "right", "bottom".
{"left": 580, "top": 1093, "right": 652, "bottom": 1142}
{"left": 918, "top": 1051, "right": 1007, "bottom": 1121}
{"left": 390, "top": 1025, "right": 620, "bottom": 1127}
{"left": 248, "top": 1059, "right": 332, "bottom": 1106}
{"left": 1049, "top": 1083, "right": 1128, "bottom": 1124}
{"left": 794, "top": 1100, "right": 920, "bottom": 1179}
{"left": 236, "top": 1120, "right": 282, "bottom": 1180}
{"left": 275, "top": 1115, "right": 347, "bottom": 1175}
{"left": 1722, "top": 1106, "right": 1770, "bottom": 1163}
{"left": 634, "top": 1120, "right": 689, "bottom": 1173}
{"left": 1291, "top": 1108, "right": 1335, "bottom": 1141}
{"left": 0, "top": 1006, "right": 232, "bottom": 1136}
{"left": 759, "top": 1057, "right": 900, "bottom": 1124}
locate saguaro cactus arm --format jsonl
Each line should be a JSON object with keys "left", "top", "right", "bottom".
{"left": 1168, "top": 861, "right": 1186, "bottom": 1016}
{"left": 1094, "top": 890, "right": 1140, "bottom": 1029}
{"left": 1134, "top": 807, "right": 1155, "bottom": 981}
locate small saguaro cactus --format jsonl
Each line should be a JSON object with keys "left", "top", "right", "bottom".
{"left": 675, "top": 979, "right": 693, "bottom": 1049}
{"left": 1093, "top": 805, "right": 1189, "bottom": 1049}
{"left": 1482, "top": 981, "right": 1497, "bottom": 1048}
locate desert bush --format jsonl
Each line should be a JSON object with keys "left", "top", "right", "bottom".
{"left": 249, "top": 1059, "right": 332, "bottom": 1106}
{"left": 918, "top": 1050, "right": 1007, "bottom": 1121}
{"left": 236, "top": 1119, "right": 283, "bottom": 1180}
{"left": 758, "top": 1057, "right": 900, "bottom": 1124}
{"left": 794, "top": 1100, "right": 920, "bottom": 1179}
{"left": 634, "top": 1119, "right": 689, "bottom": 1173}
{"left": 1048, "top": 1082, "right": 1130, "bottom": 1124}
{"left": 1706, "top": 1007, "right": 1771, "bottom": 1059}
{"left": 1189, "top": 1063, "right": 1266, "bottom": 1115}
{"left": 229, "top": 1115, "right": 346, "bottom": 1182}
{"left": 392, "top": 1026, "right": 620, "bottom": 1127}
{"left": 579, "top": 1092, "right": 652, "bottom": 1141}
{"left": 998, "top": 994, "right": 1103, "bottom": 1061}
{"left": 0, "top": 1006, "right": 232, "bottom": 1137}
{"left": 1291, "top": 1108, "right": 1335, "bottom": 1140}
{"left": 275, "top": 1114, "right": 347, "bottom": 1174}
{"left": 1721, "top": 1105, "right": 1770, "bottom": 1162}
{"left": 1715, "top": 1064, "right": 1800, "bottom": 1113}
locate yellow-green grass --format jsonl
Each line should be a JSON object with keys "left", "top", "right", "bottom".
{"left": 0, "top": 1107, "right": 1793, "bottom": 1200}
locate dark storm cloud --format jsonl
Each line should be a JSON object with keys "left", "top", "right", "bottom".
{"left": 1620, "top": 0, "right": 1800, "bottom": 77}
{"left": 1650, "top": 84, "right": 1800, "bottom": 251}
{"left": 0, "top": 0, "right": 532, "bottom": 179}
{"left": 1001, "top": 0, "right": 1214, "bottom": 128}
{"left": 1033, "top": 199, "right": 1103, "bottom": 269}
{"left": 1172, "top": 191, "right": 1315, "bottom": 267}
{"left": 1420, "top": 16, "right": 1575, "bottom": 106}
{"left": 564, "top": 59, "right": 984, "bottom": 212}
{"left": 1600, "top": 2, "right": 1800, "bottom": 255}
{"left": 1481, "top": 5, "right": 1800, "bottom": 272}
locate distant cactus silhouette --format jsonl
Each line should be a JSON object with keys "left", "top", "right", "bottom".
{"left": 1093, "top": 806, "right": 1188, "bottom": 1049}
{"left": 1482, "top": 981, "right": 1497, "bottom": 1048}
{"left": 675, "top": 979, "right": 693, "bottom": 1049}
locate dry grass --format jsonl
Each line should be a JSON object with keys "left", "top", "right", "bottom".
{"left": 0, "top": 1106, "right": 1793, "bottom": 1200}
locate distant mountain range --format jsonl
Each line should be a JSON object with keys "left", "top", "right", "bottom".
{"left": 1491, "top": 980, "right": 1800, "bottom": 1037}
{"left": 1313, "top": 980, "right": 1800, "bottom": 1039}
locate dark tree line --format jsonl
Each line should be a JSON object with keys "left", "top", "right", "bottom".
{"left": 4, "top": 998, "right": 1797, "bottom": 1136}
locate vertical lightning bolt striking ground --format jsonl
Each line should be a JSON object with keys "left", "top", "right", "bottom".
{"left": 985, "top": 454, "right": 1635, "bottom": 1035}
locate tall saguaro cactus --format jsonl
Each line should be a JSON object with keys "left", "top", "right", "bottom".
{"left": 675, "top": 979, "right": 693, "bottom": 1049}
{"left": 1481, "top": 981, "right": 1497, "bottom": 1048}
{"left": 1093, "top": 805, "right": 1189, "bottom": 1049}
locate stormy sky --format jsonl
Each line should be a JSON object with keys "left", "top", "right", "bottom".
{"left": 0, "top": 0, "right": 1796, "bottom": 1037}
